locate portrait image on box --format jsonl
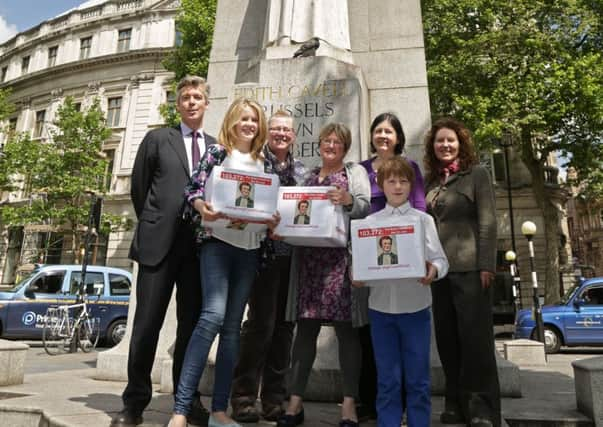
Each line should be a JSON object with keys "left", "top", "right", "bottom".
{"left": 204, "top": 166, "right": 279, "bottom": 223}
{"left": 294, "top": 200, "right": 311, "bottom": 225}
{"left": 274, "top": 186, "right": 348, "bottom": 247}
{"left": 235, "top": 181, "right": 255, "bottom": 208}
{"left": 351, "top": 215, "right": 426, "bottom": 282}
{"left": 377, "top": 235, "right": 398, "bottom": 266}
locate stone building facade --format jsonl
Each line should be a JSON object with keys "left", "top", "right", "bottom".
{"left": 566, "top": 169, "right": 603, "bottom": 278}
{"left": 0, "top": 0, "right": 179, "bottom": 285}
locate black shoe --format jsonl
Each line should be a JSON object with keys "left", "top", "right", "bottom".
{"left": 276, "top": 408, "right": 305, "bottom": 427}
{"left": 110, "top": 408, "right": 143, "bottom": 427}
{"left": 470, "top": 417, "right": 493, "bottom": 427}
{"left": 440, "top": 409, "right": 465, "bottom": 424}
{"left": 188, "top": 399, "right": 210, "bottom": 426}
{"left": 232, "top": 404, "right": 260, "bottom": 423}
{"left": 339, "top": 419, "right": 359, "bottom": 427}
{"left": 262, "top": 403, "right": 284, "bottom": 422}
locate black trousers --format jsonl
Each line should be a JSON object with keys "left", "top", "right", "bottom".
{"left": 431, "top": 271, "right": 501, "bottom": 427}
{"left": 358, "top": 324, "right": 378, "bottom": 412}
{"left": 231, "top": 255, "right": 295, "bottom": 408}
{"left": 122, "top": 227, "right": 202, "bottom": 413}
{"left": 289, "top": 319, "right": 361, "bottom": 399}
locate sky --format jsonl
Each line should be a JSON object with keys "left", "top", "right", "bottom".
{"left": 0, "top": 0, "right": 85, "bottom": 43}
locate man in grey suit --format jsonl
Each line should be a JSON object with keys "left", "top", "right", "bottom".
{"left": 111, "top": 76, "right": 215, "bottom": 427}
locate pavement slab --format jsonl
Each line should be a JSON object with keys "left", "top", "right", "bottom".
{"left": 0, "top": 345, "right": 597, "bottom": 426}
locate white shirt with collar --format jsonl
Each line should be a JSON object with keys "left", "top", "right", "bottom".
{"left": 365, "top": 201, "right": 449, "bottom": 314}
{"left": 180, "top": 122, "right": 206, "bottom": 175}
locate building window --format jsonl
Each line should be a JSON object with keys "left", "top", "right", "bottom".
{"left": 492, "top": 151, "right": 506, "bottom": 183}
{"left": 166, "top": 90, "right": 176, "bottom": 105}
{"left": 21, "top": 56, "right": 30, "bottom": 74}
{"left": 9, "top": 117, "right": 17, "bottom": 132}
{"left": 1, "top": 66, "right": 7, "bottom": 82}
{"left": 117, "top": 29, "right": 132, "bottom": 52}
{"left": 45, "top": 233, "right": 64, "bottom": 264}
{"left": 175, "top": 30, "right": 183, "bottom": 47}
{"left": 107, "top": 97, "right": 122, "bottom": 127}
{"left": 80, "top": 37, "right": 92, "bottom": 59}
{"left": 34, "top": 110, "right": 45, "bottom": 138}
{"left": 48, "top": 46, "right": 58, "bottom": 67}
{"left": 103, "top": 149, "right": 116, "bottom": 191}
{"left": 74, "top": 102, "right": 82, "bottom": 112}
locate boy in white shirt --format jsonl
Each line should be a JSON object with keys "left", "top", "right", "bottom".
{"left": 353, "top": 157, "right": 448, "bottom": 427}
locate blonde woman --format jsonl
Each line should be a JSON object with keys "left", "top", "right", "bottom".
{"left": 168, "top": 98, "right": 279, "bottom": 427}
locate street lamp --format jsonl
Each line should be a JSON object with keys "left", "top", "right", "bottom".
{"left": 521, "top": 221, "right": 545, "bottom": 343}
{"left": 500, "top": 132, "right": 517, "bottom": 254}
{"left": 505, "top": 250, "right": 521, "bottom": 311}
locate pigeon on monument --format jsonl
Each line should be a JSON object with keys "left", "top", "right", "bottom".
{"left": 293, "top": 37, "right": 320, "bottom": 58}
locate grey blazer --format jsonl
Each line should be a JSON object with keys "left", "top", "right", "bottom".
{"left": 425, "top": 165, "right": 497, "bottom": 273}
{"left": 285, "top": 162, "right": 371, "bottom": 327}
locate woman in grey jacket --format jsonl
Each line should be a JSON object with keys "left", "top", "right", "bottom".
{"left": 424, "top": 117, "right": 500, "bottom": 427}
{"left": 278, "top": 123, "right": 370, "bottom": 427}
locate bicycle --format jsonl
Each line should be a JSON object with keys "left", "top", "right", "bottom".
{"left": 42, "top": 301, "right": 100, "bottom": 355}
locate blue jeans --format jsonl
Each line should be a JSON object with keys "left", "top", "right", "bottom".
{"left": 173, "top": 239, "right": 258, "bottom": 415}
{"left": 369, "top": 307, "right": 431, "bottom": 427}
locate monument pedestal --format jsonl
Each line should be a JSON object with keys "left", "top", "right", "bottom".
{"left": 95, "top": 263, "right": 177, "bottom": 387}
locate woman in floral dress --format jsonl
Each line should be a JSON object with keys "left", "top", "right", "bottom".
{"left": 278, "top": 123, "right": 370, "bottom": 427}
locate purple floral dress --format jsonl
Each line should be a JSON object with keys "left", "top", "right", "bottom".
{"left": 297, "top": 168, "right": 351, "bottom": 321}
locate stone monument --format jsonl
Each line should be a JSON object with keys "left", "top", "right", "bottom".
{"left": 199, "top": 0, "right": 433, "bottom": 400}
{"left": 97, "top": 0, "right": 520, "bottom": 401}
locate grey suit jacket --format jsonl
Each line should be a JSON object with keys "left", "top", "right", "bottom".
{"left": 425, "top": 165, "right": 497, "bottom": 273}
{"left": 129, "top": 125, "right": 216, "bottom": 266}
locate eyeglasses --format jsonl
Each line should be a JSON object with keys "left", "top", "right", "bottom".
{"left": 269, "top": 127, "right": 294, "bottom": 133}
{"left": 320, "top": 139, "right": 344, "bottom": 147}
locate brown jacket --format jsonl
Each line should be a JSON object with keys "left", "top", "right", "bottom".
{"left": 426, "top": 165, "right": 497, "bottom": 273}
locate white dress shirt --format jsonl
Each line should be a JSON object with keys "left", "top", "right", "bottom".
{"left": 365, "top": 202, "right": 449, "bottom": 314}
{"left": 180, "top": 122, "right": 206, "bottom": 175}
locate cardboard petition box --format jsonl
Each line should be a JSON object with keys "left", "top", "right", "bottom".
{"left": 274, "top": 186, "right": 348, "bottom": 247}
{"left": 202, "top": 166, "right": 279, "bottom": 232}
{"left": 351, "top": 215, "right": 426, "bottom": 282}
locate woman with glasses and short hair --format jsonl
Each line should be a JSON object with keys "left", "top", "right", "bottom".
{"left": 278, "top": 123, "right": 370, "bottom": 427}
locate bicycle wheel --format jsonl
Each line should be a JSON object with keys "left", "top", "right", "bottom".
{"left": 78, "top": 315, "right": 100, "bottom": 352}
{"left": 43, "top": 308, "right": 70, "bottom": 355}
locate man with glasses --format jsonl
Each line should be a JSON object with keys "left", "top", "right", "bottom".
{"left": 231, "top": 111, "right": 307, "bottom": 423}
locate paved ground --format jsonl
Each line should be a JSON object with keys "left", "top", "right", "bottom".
{"left": 0, "top": 341, "right": 599, "bottom": 426}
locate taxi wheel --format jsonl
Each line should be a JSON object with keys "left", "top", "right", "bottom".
{"left": 543, "top": 326, "right": 561, "bottom": 354}
{"left": 107, "top": 319, "right": 127, "bottom": 347}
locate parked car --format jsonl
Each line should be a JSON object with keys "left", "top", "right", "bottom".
{"left": 514, "top": 276, "right": 603, "bottom": 353}
{"left": 0, "top": 264, "right": 131, "bottom": 346}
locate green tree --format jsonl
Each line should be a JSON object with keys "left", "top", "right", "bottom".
{"left": 422, "top": 0, "right": 603, "bottom": 302}
{"left": 0, "top": 88, "right": 16, "bottom": 190}
{"left": 163, "top": 0, "right": 216, "bottom": 80}
{"left": 160, "top": 0, "right": 217, "bottom": 126}
{"left": 0, "top": 97, "right": 119, "bottom": 263}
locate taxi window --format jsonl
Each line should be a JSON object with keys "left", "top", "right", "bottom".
{"left": 582, "top": 287, "right": 603, "bottom": 306}
{"left": 109, "top": 274, "right": 131, "bottom": 296}
{"left": 29, "top": 271, "right": 65, "bottom": 294}
{"left": 70, "top": 272, "right": 105, "bottom": 296}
